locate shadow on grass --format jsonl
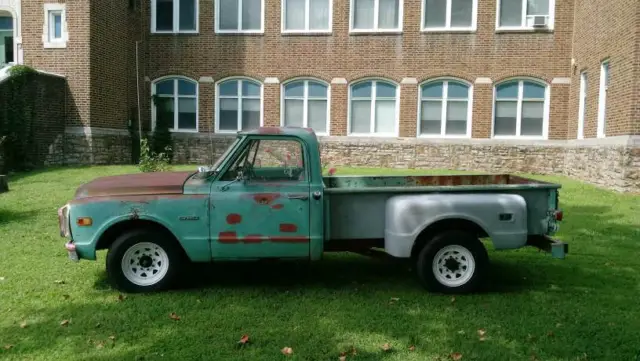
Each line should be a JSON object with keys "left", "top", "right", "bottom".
{"left": 0, "top": 208, "right": 40, "bottom": 225}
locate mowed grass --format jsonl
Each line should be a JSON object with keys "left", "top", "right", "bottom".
{"left": 1, "top": 165, "right": 640, "bottom": 361}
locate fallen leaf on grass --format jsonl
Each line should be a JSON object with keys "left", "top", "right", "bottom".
{"left": 95, "top": 341, "right": 105, "bottom": 349}
{"left": 169, "top": 312, "right": 180, "bottom": 321}
{"left": 546, "top": 330, "right": 554, "bottom": 337}
{"left": 62, "top": 294, "right": 70, "bottom": 300}
{"left": 237, "top": 334, "right": 249, "bottom": 345}
{"left": 60, "top": 319, "right": 70, "bottom": 327}
{"left": 54, "top": 280, "right": 65, "bottom": 284}
{"left": 451, "top": 352, "right": 463, "bottom": 360}
{"left": 477, "top": 329, "right": 486, "bottom": 336}
{"left": 109, "top": 335, "right": 116, "bottom": 341}
{"left": 457, "top": 330, "right": 465, "bottom": 335}
{"left": 390, "top": 297, "right": 400, "bottom": 302}
{"left": 351, "top": 346, "right": 357, "bottom": 355}
{"left": 556, "top": 323, "right": 562, "bottom": 328}
{"left": 19, "top": 320, "right": 27, "bottom": 329}
{"left": 3, "top": 344, "right": 13, "bottom": 350}
{"left": 117, "top": 294, "right": 126, "bottom": 302}
{"left": 281, "top": 347, "right": 293, "bottom": 356}
{"left": 409, "top": 345, "right": 416, "bottom": 351}
{"left": 530, "top": 353, "right": 539, "bottom": 361}
{"left": 0, "top": 277, "right": 5, "bottom": 281}
{"left": 382, "top": 343, "right": 391, "bottom": 352}
{"left": 450, "top": 296, "right": 456, "bottom": 304}
{"left": 339, "top": 352, "right": 346, "bottom": 361}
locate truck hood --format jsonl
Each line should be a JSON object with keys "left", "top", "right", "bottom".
{"left": 74, "top": 171, "right": 195, "bottom": 199}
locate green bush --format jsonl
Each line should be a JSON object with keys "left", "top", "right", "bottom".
{"left": 138, "top": 137, "right": 172, "bottom": 173}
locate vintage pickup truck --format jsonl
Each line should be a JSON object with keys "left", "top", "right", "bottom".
{"left": 58, "top": 127, "right": 567, "bottom": 294}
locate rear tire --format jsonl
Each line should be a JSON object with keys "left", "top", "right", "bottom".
{"left": 416, "top": 230, "right": 489, "bottom": 294}
{"left": 106, "top": 229, "right": 184, "bottom": 293}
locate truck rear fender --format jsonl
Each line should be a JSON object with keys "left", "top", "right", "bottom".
{"left": 384, "top": 193, "right": 528, "bottom": 259}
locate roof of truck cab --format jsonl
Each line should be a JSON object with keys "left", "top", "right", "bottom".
{"left": 238, "top": 127, "right": 318, "bottom": 142}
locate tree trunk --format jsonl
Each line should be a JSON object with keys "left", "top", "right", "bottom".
{"left": 0, "top": 175, "right": 8, "bottom": 193}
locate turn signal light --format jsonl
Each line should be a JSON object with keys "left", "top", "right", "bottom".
{"left": 77, "top": 217, "right": 93, "bottom": 226}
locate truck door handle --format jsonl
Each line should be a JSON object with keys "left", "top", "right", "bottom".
{"left": 287, "top": 194, "right": 309, "bottom": 200}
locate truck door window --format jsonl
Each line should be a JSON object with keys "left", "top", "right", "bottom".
{"left": 248, "top": 139, "right": 307, "bottom": 182}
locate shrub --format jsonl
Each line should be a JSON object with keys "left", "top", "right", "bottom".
{"left": 138, "top": 137, "right": 172, "bottom": 173}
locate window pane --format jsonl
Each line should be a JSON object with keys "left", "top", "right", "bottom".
{"left": 352, "top": 82, "right": 372, "bottom": 98}
{"left": 447, "top": 82, "right": 469, "bottom": 98}
{"left": 494, "top": 101, "right": 517, "bottom": 135}
{"left": 375, "top": 100, "right": 395, "bottom": 133}
{"left": 179, "top": 0, "right": 196, "bottom": 30}
{"left": 178, "top": 98, "right": 197, "bottom": 130}
{"left": 219, "top": 80, "right": 238, "bottom": 96}
{"left": 219, "top": 0, "right": 238, "bottom": 30}
{"left": 309, "top": 0, "right": 330, "bottom": 30}
{"left": 156, "top": 97, "right": 174, "bottom": 128}
{"left": 496, "top": 81, "right": 519, "bottom": 98}
{"left": 156, "top": 0, "right": 173, "bottom": 31}
{"left": 451, "top": 0, "right": 473, "bottom": 27}
{"left": 0, "top": 17, "right": 13, "bottom": 31}
{"left": 499, "top": 0, "right": 522, "bottom": 27}
{"left": 241, "top": 98, "right": 261, "bottom": 130}
{"left": 378, "top": 0, "right": 399, "bottom": 29}
{"left": 421, "top": 101, "right": 441, "bottom": 134}
{"left": 308, "top": 100, "right": 327, "bottom": 133}
{"left": 53, "top": 13, "right": 62, "bottom": 38}
{"left": 242, "top": 0, "right": 261, "bottom": 30}
{"left": 308, "top": 82, "right": 328, "bottom": 97}
{"left": 156, "top": 80, "right": 174, "bottom": 95}
{"left": 527, "top": 0, "right": 549, "bottom": 16}
{"left": 285, "top": 0, "right": 306, "bottom": 30}
{"left": 242, "top": 81, "right": 261, "bottom": 96}
{"left": 354, "top": 0, "right": 374, "bottom": 29}
{"left": 446, "top": 101, "right": 468, "bottom": 135}
{"left": 376, "top": 82, "right": 397, "bottom": 97}
{"left": 521, "top": 101, "right": 544, "bottom": 136}
{"left": 178, "top": 79, "right": 196, "bottom": 95}
{"left": 284, "top": 99, "right": 304, "bottom": 127}
{"left": 422, "top": 82, "right": 443, "bottom": 98}
{"left": 424, "top": 0, "right": 446, "bottom": 28}
{"left": 285, "top": 81, "right": 305, "bottom": 97}
{"left": 523, "top": 82, "right": 545, "bottom": 99}
{"left": 351, "top": 100, "right": 371, "bottom": 133}
{"left": 219, "top": 98, "right": 238, "bottom": 130}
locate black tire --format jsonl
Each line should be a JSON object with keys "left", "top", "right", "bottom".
{"left": 106, "top": 228, "right": 185, "bottom": 293}
{"left": 416, "top": 230, "right": 489, "bottom": 294}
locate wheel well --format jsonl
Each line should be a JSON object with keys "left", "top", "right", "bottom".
{"left": 95, "top": 219, "right": 184, "bottom": 254}
{"left": 410, "top": 218, "right": 488, "bottom": 261}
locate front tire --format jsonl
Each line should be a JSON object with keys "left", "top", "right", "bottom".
{"left": 106, "top": 229, "right": 184, "bottom": 293}
{"left": 416, "top": 230, "right": 489, "bottom": 294}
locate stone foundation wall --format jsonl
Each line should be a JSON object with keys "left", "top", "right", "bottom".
{"left": 63, "top": 128, "right": 132, "bottom": 165}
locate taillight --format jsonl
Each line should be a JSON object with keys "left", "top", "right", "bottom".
{"left": 555, "top": 210, "right": 563, "bottom": 221}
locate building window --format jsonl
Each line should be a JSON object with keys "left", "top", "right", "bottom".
{"left": 216, "top": 78, "right": 263, "bottom": 133}
{"left": 422, "top": 0, "right": 477, "bottom": 31}
{"left": 497, "top": 0, "right": 554, "bottom": 30}
{"left": 281, "top": 79, "right": 330, "bottom": 135}
{"left": 43, "top": 4, "right": 67, "bottom": 48}
{"left": 215, "top": 0, "right": 264, "bottom": 33}
{"left": 577, "top": 72, "right": 587, "bottom": 139}
{"left": 493, "top": 79, "right": 548, "bottom": 139}
{"left": 349, "top": 79, "right": 399, "bottom": 136}
{"left": 597, "top": 60, "right": 609, "bottom": 138}
{"left": 350, "top": 0, "right": 403, "bottom": 33}
{"left": 282, "top": 0, "right": 332, "bottom": 33}
{"left": 151, "top": 0, "right": 198, "bottom": 33}
{"left": 419, "top": 79, "right": 472, "bottom": 138}
{"left": 152, "top": 77, "right": 199, "bottom": 132}
{"left": 0, "top": 15, "right": 14, "bottom": 65}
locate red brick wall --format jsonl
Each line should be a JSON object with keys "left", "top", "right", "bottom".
{"left": 139, "top": 0, "right": 575, "bottom": 139}
{"left": 568, "top": 0, "right": 640, "bottom": 138}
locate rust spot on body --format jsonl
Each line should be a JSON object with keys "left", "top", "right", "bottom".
{"left": 251, "top": 193, "right": 281, "bottom": 205}
{"left": 279, "top": 223, "right": 298, "bottom": 233}
{"left": 271, "top": 204, "right": 284, "bottom": 210}
{"left": 257, "top": 127, "right": 283, "bottom": 135}
{"left": 243, "top": 235, "right": 264, "bottom": 243}
{"left": 219, "top": 231, "right": 238, "bottom": 243}
{"left": 226, "top": 213, "right": 242, "bottom": 225}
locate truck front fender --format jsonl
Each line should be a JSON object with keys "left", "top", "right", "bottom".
{"left": 384, "top": 193, "right": 528, "bottom": 258}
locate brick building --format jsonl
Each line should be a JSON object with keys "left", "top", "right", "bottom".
{"left": 0, "top": 0, "right": 638, "bottom": 191}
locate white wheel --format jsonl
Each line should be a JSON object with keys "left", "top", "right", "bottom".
{"left": 431, "top": 244, "right": 476, "bottom": 287}
{"left": 120, "top": 242, "right": 170, "bottom": 287}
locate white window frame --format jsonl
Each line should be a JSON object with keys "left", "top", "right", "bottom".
{"left": 151, "top": 0, "right": 200, "bottom": 34}
{"left": 495, "top": 0, "right": 555, "bottom": 31}
{"left": 577, "top": 71, "right": 587, "bottom": 139}
{"left": 347, "top": 78, "right": 400, "bottom": 137}
{"left": 215, "top": 0, "right": 265, "bottom": 34}
{"left": 280, "top": 78, "right": 331, "bottom": 136}
{"left": 417, "top": 78, "right": 473, "bottom": 139}
{"left": 42, "top": 3, "right": 68, "bottom": 48}
{"left": 421, "top": 0, "right": 478, "bottom": 32}
{"left": 597, "top": 60, "right": 609, "bottom": 138}
{"left": 151, "top": 76, "right": 200, "bottom": 133}
{"left": 491, "top": 78, "right": 550, "bottom": 140}
{"left": 281, "top": 0, "right": 333, "bottom": 34}
{"left": 215, "top": 77, "right": 264, "bottom": 133}
{"left": 349, "top": 0, "right": 404, "bottom": 34}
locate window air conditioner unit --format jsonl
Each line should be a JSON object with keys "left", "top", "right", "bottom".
{"left": 532, "top": 15, "right": 548, "bottom": 28}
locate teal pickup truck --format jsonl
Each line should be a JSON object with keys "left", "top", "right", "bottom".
{"left": 58, "top": 127, "right": 567, "bottom": 294}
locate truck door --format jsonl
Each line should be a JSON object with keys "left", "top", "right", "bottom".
{"left": 210, "top": 136, "right": 311, "bottom": 260}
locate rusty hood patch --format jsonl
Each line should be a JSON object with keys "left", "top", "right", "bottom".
{"left": 74, "top": 171, "right": 195, "bottom": 199}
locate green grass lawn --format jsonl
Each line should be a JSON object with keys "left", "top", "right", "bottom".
{"left": 1, "top": 165, "right": 640, "bottom": 361}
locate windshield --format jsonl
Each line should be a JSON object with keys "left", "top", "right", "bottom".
{"left": 212, "top": 137, "right": 241, "bottom": 171}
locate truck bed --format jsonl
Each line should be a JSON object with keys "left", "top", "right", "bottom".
{"left": 322, "top": 173, "right": 560, "bottom": 242}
